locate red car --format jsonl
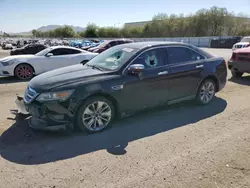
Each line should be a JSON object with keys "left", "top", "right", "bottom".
{"left": 88, "top": 39, "right": 133, "bottom": 53}
{"left": 228, "top": 47, "right": 250, "bottom": 77}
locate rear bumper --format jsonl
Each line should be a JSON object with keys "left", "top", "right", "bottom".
{"left": 16, "top": 96, "right": 74, "bottom": 131}
{"left": 228, "top": 60, "right": 250, "bottom": 73}
{"left": 217, "top": 72, "right": 227, "bottom": 91}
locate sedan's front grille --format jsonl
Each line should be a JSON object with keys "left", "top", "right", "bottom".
{"left": 24, "top": 86, "right": 39, "bottom": 103}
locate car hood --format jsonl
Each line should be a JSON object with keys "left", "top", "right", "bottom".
{"left": 234, "top": 47, "right": 250, "bottom": 53}
{"left": 88, "top": 46, "right": 100, "bottom": 51}
{"left": 12, "top": 48, "right": 24, "bottom": 51}
{"left": 29, "top": 64, "right": 112, "bottom": 92}
{"left": 235, "top": 42, "right": 250, "bottom": 46}
{"left": 0, "top": 54, "right": 34, "bottom": 61}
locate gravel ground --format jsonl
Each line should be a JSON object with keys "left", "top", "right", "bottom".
{"left": 1, "top": 48, "right": 250, "bottom": 188}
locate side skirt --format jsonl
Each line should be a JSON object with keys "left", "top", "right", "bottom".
{"left": 167, "top": 95, "right": 196, "bottom": 105}
{"left": 120, "top": 95, "right": 196, "bottom": 118}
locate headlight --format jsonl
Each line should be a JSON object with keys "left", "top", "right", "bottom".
{"left": 1, "top": 59, "right": 15, "bottom": 66}
{"left": 36, "top": 90, "right": 74, "bottom": 102}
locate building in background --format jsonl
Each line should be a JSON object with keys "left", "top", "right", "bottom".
{"left": 124, "top": 21, "right": 152, "bottom": 28}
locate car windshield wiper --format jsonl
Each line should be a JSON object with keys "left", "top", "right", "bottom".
{"left": 86, "top": 64, "right": 104, "bottom": 71}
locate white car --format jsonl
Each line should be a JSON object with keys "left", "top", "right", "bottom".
{"left": 0, "top": 46, "right": 98, "bottom": 80}
{"left": 232, "top": 36, "right": 250, "bottom": 51}
{"left": 2, "top": 43, "right": 14, "bottom": 50}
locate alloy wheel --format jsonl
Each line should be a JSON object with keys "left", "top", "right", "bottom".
{"left": 82, "top": 101, "right": 112, "bottom": 132}
{"left": 15, "top": 64, "right": 33, "bottom": 80}
{"left": 199, "top": 81, "right": 215, "bottom": 104}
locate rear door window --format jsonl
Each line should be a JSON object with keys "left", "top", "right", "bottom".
{"left": 167, "top": 47, "right": 205, "bottom": 64}
{"left": 50, "top": 48, "right": 81, "bottom": 56}
{"left": 50, "top": 48, "right": 67, "bottom": 56}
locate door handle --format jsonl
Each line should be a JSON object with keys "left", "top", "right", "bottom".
{"left": 196, "top": 65, "right": 204, "bottom": 69}
{"left": 158, "top": 71, "right": 168, "bottom": 75}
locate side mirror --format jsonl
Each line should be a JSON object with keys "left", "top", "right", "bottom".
{"left": 46, "top": 53, "right": 53, "bottom": 57}
{"left": 81, "top": 60, "right": 89, "bottom": 65}
{"left": 127, "top": 64, "right": 145, "bottom": 75}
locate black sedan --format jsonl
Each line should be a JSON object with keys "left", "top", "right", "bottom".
{"left": 10, "top": 44, "right": 47, "bottom": 55}
{"left": 16, "top": 42, "right": 227, "bottom": 133}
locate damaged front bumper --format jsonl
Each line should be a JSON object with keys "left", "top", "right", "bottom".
{"left": 15, "top": 96, "right": 75, "bottom": 131}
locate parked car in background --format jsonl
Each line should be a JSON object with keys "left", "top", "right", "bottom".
{"left": 232, "top": 36, "right": 250, "bottom": 51}
{"left": 15, "top": 42, "right": 227, "bottom": 133}
{"left": 0, "top": 46, "right": 98, "bottom": 80}
{"left": 88, "top": 39, "right": 133, "bottom": 53}
{"left": 10, "top": 44, "right": 47, "bottom": 55}
{"left": 81, "top": 41, "right": 102, "bottom": 50}
{"left": 2, "top": 43, "right": 14, "bottom": 50}
{"left": 228, "top": 47, "right": 250, "bottom": 77}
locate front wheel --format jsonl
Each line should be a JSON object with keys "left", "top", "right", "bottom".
{"left": 76, "top": 96, "right": 115, "bottom": 133}
{"left": 231, "top": 70, "right": 243, "bottom": 78}
{"left": 196, "top": 79, "right": 216, "bottom": 105}
{"left": 14, "top": 64, "right": 34, "bottom": 80}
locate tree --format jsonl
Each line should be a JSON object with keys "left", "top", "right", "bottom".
{"left": 84, "top": 24, "right": 99, "bottom": 38}
{"left": 32, "top": 29, "right": 37, "bottom": 37}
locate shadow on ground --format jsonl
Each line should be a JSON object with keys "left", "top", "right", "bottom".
{"left": 0, "top": 97, "right": 227, "bottom": 165}
{"left": 0, "top": 76, "right": 29, "bottom": 84}
{"left": 228, "top": 75, "right": 250, "bottom": 86}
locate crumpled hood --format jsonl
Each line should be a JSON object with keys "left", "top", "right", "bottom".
{"left": 0, "top": 54, "right": 34, "bottom": 61}
{"left": 234, "top": 47, "right": 250, "bottom": 53}
{"left": 29, "top": 64, "right": 110, "bottom": 92}
{"left": 235, "top": 42, "right": 250, "bottom": 46}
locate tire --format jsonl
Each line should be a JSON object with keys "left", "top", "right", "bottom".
{"left": 231, "top": 70, "right": 243, "bottom": 78}
{"left": 14, "top": 64, "right": 34, "bottom": 80}
{"left": 76, "top": 96, "right": 115, "bottom": 133}
{"left": 196, "top": 79, "right": 216, "bottom": 105}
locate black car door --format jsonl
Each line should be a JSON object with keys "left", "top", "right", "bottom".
{"left": 166, "top": 46, "right": 206, "bottom": 101}
{"left": 121, "top": 48, "right": 170, "bottom": 113}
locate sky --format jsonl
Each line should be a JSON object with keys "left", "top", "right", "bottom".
{"left": 0, "top": 0, "right": 249, "bottom": 33}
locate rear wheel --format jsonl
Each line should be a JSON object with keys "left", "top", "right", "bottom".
{"left": 231, "top": 70, "right": 243, "bottom": 78}
{"left": 14, "top": 64, "right": 34, "bottom": 80}
{"left": 76, "top": 96, "right": 115, "bottom": 133}
{"left": 196, "top": 79, "right": 216, "bottom": 105}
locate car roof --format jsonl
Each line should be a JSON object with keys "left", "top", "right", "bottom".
{"left": 118, "top": 41, "right": 195, "bottom": 49}
{"left": 49, "top": 45, "right": 83, "bottom": 50}
{"left": 108, "top": 38, "right": 134, "bottom": 42}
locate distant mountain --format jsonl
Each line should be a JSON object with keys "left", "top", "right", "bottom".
{"left": 36, "top": 25, "right": 85, "bottom": 32}
{"left": 10, "top": 25, "right": 85, "bottom": 36}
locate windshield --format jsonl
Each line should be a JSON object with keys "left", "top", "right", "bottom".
{"left": 23, "top": 44, "right": 30, "bottom": 48}
{"left": 35, "top": 47, "right": 52, "bottom": 56}
{"left": 86, "top": 45, "right": 139, "bottom": 71}
{"left": 241, "top": 37, "right": 250, "bottom": 42}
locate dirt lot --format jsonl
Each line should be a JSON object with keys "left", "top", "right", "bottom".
{"left": 1, "top": 48, "right": 250, "bottom": 188}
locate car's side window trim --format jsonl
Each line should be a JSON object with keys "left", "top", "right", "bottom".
{"left": 166, "top": 46, "right": 206, "bottom": 66}
{"left": 122, "top": 47, "right": 169, "bottom": 74}
{"left": 122, "top": 45, "right": 207, "bottom": 74}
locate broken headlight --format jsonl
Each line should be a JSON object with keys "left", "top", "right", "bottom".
{"left": 36, "top": 90, "right": 74, "bottom": 102}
